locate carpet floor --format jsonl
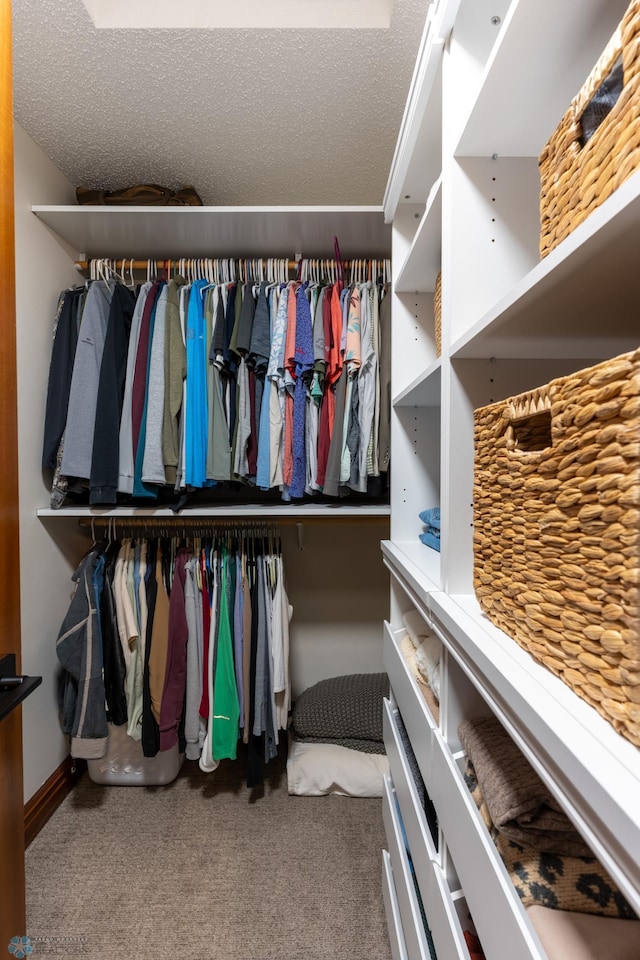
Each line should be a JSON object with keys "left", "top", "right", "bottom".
{"left": 25, "top": 746, "right": 393, "bottom": 960}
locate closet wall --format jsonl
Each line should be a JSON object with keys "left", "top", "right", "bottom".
{"left": 13, "top": 123, "right": 389, "bottom": 804}
{"left": 14, "top": 122, "right": 87, "bottom": 802}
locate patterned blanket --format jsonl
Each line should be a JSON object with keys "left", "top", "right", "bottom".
{"left": 464, "top": 761, "right": 636, "bottom": 919}
{"left": 459, "top": 716, "right": 591, "bottom": 857}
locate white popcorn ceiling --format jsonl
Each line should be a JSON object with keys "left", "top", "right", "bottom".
{"left": 11, "top": 0, "right": 428, "bottom": 205}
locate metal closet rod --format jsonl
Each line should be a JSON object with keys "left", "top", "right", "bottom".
{"left": 77, "top": 515, "right": 387, "bottom": 541}
{"left": 78, "top": 516, "right": 283, "bottom": 539}
{"left": 74, "top": 257, "right": 390, "bottom": 273}
{"left": 77, "top": 515, "right": 386, "bottom": 527}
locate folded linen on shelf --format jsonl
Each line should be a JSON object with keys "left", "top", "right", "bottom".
{"left": 526, "top": 904, "right": 640, "bottom": 960}
{"left": 399, "top": 633, "right": 441, "bottom": 723}
{"left": 459, "top": 715, "right": 591, "bottom": 857}
{"left": 291, "top": 673, "right": 388, "bottom": 755}
{"left": 402, "top": 610, "right": 441, "bottom": 699}
{"left": 464, "top": 760, "right": 636, "bottom": 919}
{"left": 419, "top": 507, "right": 441, "bottom": 551}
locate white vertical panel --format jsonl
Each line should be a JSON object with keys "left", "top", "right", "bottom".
{"left": 448, "top": 156, "right": 540, "bottom": 344}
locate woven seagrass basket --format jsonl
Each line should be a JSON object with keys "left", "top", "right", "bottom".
{"left": 434, "top": 270, "right": 442, "bottom": 357}
{"left": 539, "top": 0, "right": 640, "bottom": 258}
{"left": 473, "top": 348, "right": 640, "bottom": 746}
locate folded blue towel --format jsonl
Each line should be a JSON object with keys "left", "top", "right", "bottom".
{"left": 419, "top": 507, "right": 440, "bottom": 530}
{"left": 419, "top": 531, "right": 441, "bottom": 552}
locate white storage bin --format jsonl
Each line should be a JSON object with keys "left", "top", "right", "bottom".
{"left": 87, "top": 722, "right": 184, "bottom": 786}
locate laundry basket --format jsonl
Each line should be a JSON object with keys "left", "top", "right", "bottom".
{"left": 473, "top": 348, "right": 640, "bottom": 746}
{"left": 87, "top": 722, "right": 184, "bottom": 785}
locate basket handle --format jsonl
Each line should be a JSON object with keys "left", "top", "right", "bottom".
{"left": 574, "top": 24, "right": 623, "bottom": 148}
{"left": 502, "top": 391, "right": 553, "bottom": 456}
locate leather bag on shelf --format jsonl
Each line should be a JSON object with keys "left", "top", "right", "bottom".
{"left": 76, "top": 183, "right": 203, "bottom": 206}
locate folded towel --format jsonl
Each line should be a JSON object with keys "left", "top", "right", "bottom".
{"left": 459, "top": 716, "right": 591, "bottom": 857}
{"left": 400, "top": 633, "right": 427, "bottom": 685}
{"left": 415, "top": 636, "right": 441, "bottom": 699}
{"left": 419, "top": 530, "right": 441, "bottom": 551}
{"left": 419, "top": 507, "right": 440, "bottom": 529}
{"left": 527, "top": 905, "right": 640, "bottom": 959}
{"left": 402, "top": 609, "right": 432, "bottom": 648}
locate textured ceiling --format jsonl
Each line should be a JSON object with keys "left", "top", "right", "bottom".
{"left": 11, "top": 0, "right": 428, "bottom": 205}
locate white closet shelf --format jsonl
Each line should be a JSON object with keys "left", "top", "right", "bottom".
{"left": 383, "top": 0, "right": 457, "bottom": 220}
{"left": 455, "top": 0, "right": 629, "bottom": 157}
{"left": 450, "top": 168, "right": 640, "bottom": 360}
{"left": 382, "top": 539, "right": 441, "bottom": 601}
{"left": 36, "top": 505, "right": 391, "bottom": 520}
{"left": 393, "top": 359, "right": 441, "bottom": 407}
{"left": 430, "top": 590, "right": 640, "bottom": 915}
{"left": 395, "top": 177, "right": 442, "bottom": 294}
{"left": 31, "top": 205, "right": 392, "bottom": 259}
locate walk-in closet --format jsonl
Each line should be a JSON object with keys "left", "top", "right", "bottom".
{"left": 2, "top": 0, "right": 640, "bottom": 958}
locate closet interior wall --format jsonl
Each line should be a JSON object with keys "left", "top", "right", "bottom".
{"left": 13, "top": 122, "right": 390, "bottom": 804}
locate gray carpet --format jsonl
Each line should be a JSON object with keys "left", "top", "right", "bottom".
{"left": 25, "top": 747, "right": 393, "bottom": 960}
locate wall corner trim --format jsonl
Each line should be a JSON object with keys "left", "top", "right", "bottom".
{"left": 24, "top": 754, "right": 85, "bottom": 848}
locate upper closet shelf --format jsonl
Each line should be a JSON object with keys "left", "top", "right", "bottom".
{"left": 31, "top": 205, "right": 392, "bottom": 259}
{"left": 383, "top": 0, "right": 456, "bottom": 221}
{"left": 37, "top": 505, "right": 391, "bottom": 520}
{"left": 395, "top": 177, "right": 442, "bottom": 294}
{"left": 431, "top": 591, "right": 640, "bottom": 916}
{"left": 455, "top": 0, "right": 629, "bottom": 157}
{"left": 450, "top": 168, "right": 640, "bottom": 360}
{"left": 393, "top": 358, "right": 441, "bottom": 407}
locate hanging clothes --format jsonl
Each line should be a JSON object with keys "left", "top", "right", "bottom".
{"left": 55, "top": 525, "right": 292, "bottom": 787}
{"left": 45, "top": 258, "right": 390, "bottom": 508}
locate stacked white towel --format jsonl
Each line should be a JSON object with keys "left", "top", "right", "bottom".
{"left": 402, "top": 609, "right": 441, "bottom": 699}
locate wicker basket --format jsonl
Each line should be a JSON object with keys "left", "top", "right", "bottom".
{"left": 434, "top": 270, "right": 442, "bottom": 358}
{"left": 473, "top": 348, "right": 640, "bottom": 746}
{"left": 539, "top": 0, "right": 640, "bottom": 258}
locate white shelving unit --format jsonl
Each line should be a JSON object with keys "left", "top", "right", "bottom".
{"left": 380, "top": 0, "right": 640, "bottom": 957}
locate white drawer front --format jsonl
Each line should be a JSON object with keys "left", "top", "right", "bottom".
{"left": 429, "top": 733, "right": 546, "bottom": 960}
{"left": 382, "top": 849, "right": 410, "bottom": 960}
{"left": 384, "top": 698, "right": 438, "bottom": 901}
{"left": 384, "top": 622, "right": 437, "bottom": 797}
{"left": 428, "top": 865, "right": 472, "bottom": 960}
{"left": 383, "top": 775, "right": 432, "bottom": 960}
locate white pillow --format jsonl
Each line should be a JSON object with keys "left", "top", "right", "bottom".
{"left": 287, "top": 736, "right": 389, "bottom": 797}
